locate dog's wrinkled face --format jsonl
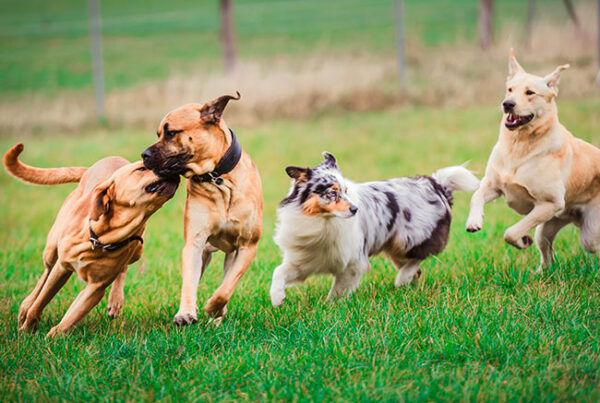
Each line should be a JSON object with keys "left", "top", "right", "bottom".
{"left": 502, "top": 49, "right": 569, "bottom": 132}
{"left": 90, "top": 161, "right": 179, "bottom": 224}
{"left": 141, "top": 92, "right": 240, "bottom": 179}
{"left": 281, "top": 152, "right": 358, "bottom": 219}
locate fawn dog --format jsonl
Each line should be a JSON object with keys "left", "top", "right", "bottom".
{"left": 466, "top": 49, "right": 600, "bottom": 271}
{"left": 142, "top": 93, "right": 263, "bottom": 325}
{"left": 4, "top": 143, "right": 179, "bottom": 337}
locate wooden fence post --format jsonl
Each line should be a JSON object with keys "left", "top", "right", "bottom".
{"left": 394, "top": 0, "right": 407, "bottom": 89}
{"left": 87, "top": 0, "right": 106, "bottom": 121}
{"left": 524, "top": 0, "right": 536, "bottom": 49}
{"left": 479, "top": 0, "right": 493, "bottom": 50}
{"left": 596, "top": 0, "right": 600, "bottom": 86}
{"left": 220, "top": 0, "right": 237, "bottom": 73}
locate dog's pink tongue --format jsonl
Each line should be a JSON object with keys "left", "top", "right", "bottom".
{"left": 507, "top": 114, "right": 515, "bottom": 124}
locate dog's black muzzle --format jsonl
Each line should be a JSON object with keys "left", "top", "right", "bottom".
{"left": 502, "top": 99, "right": 516, "bottom": 113}
{"left": 141, "top": 145, "right": 191, "bottom": 180}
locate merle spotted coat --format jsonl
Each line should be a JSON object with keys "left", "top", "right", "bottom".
{"left": 270, "top": 152, "right": 479, "bottom": 306}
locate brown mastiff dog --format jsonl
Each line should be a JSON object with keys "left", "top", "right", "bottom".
{"left": 4, "top": 143, "right": 179, "bottom": 337}
{"left": 141, "top": 92, "right": 263, "bottom": 325}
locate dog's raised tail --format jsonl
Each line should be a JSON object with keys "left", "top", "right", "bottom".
{"left": 432, "top": 165, "right": 479, "bottom": 193}
{"left": 3, "top": 143, "right": 87, "bottom": 185}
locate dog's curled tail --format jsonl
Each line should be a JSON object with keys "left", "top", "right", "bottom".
{"left": 3, "top": 143, "right": 87, "bottom": 185}
{"left": 432, "top": 165, "right": 479, "bottom": 193}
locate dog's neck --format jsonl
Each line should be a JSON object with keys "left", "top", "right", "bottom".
{"left": 87, "top": 212, "right": 146, "bottom": 250}
{"left": 185, "top": 121, "right": 233, "bottom": 179}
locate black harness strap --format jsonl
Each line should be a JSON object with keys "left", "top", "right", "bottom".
{"left": 192, "top": 129, "right": 242, "bottom": 185}
{"left": 89, "top": 227, "right": 143, "bottom": 252}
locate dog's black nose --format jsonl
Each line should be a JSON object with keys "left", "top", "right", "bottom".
{"left": 141, "top": 148, "right": 152, "bottom": 161}
{"left": 502, "top": 99, "right": 516, "bottom": 112}
{"left": 349, "top": 205, "right": 358, "bottom": 215}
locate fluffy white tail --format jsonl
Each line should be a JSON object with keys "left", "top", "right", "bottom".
{"left": 432, "top": 165, "right": 479, "bottom": 193}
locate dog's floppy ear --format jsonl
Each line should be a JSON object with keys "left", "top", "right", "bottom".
{"left": 90, "top": 179, "right": 115, "bottom": 221}
{"left": 508, "top": 48, "right": 525, "bottom": 79}
{"left": 199, "top": 91, "right": 241, "bottom": 124}
{"left": 285, "top": 166, "right": 311, "bottom": 181}
{"left": 544, "top": 64, "right": 570, "bottom": 90}
{"left": 322, "top": 151, "right": 338, "bottom": 168}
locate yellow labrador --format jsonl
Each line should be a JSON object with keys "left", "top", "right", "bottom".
{"left": 466, "top": 49, "right": 600, "bottom": 271}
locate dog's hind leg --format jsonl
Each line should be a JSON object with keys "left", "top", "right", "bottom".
{"left": 393, "top": 260, "right": 422, "bottom": 287}
{"left": 18, "top": 245, "right": 58, "bottom": 325}
{"left": 327, "top": 264, "right": 366, "bottom": 299}
{"left": 534, "top": 217, "right": 571, "bottom": 272}
{"left": 580, "top": 201, "right": 600, "bottom": 254}
{"left": 19, "top": 263, "right": 72, "bottom": 332}
{"left": 46, "top": 278, "right": 114, "bottom": 338}
{"left": 204, "top": 243, "right": 258, "bottom": 319}
{"left": 18, "top": 269, "right": 49, "bottom": 326}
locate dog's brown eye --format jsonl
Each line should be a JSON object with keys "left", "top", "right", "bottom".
{"left": 526, "top": 89, "right": 535, "bottom": 95}
{"left": 136, "top": 166, "right": 147, "bottom": 172}
{"left": 508, "top": 88, "right": 513, "bottom": 93}
{"left": 164, "top": 130, "right": 183, "bottom": 140}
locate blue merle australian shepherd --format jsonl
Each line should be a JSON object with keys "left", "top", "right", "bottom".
{"left": 270, "top": 152, "right": 479, "bottom": 306}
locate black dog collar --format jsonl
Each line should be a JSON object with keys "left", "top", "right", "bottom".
{"left": 89, "top": 227, "right": 143, "bottom": 252}
{"left": 192, "top": 129, "right": 242, "bottom": 185}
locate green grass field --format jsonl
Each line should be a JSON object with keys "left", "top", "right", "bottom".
{"left": 1, "top": 99, "right": 599, "bottom": 400}
{"left": 0, "top": 0, "right": 575, "bottom": 96}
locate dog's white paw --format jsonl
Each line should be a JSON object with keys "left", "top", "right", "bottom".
{"left": 173, "top": 308, "right": 198, "bottom": 326}
{"left": 465, "top": 215, "right": 483, "bottom": 233}
{"left": 504, "top": 229, "right": 533, "bottom": 249}
{"left": 394, "top": 268, "right": 421, "bottom": 287}
{"left": 270, "top": 287, "right": 286, "bottom": 307}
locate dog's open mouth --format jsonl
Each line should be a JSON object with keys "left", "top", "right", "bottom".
{"left": 505, "top": 113, "right": 534, "bottom": 130}
{"left": 145, "top": 177, "right": 180, "bottom": 196}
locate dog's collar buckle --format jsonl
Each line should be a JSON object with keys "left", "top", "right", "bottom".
{"left": 89, "top": 227, "right": 143, "bottom": 252}
{"left": 90, "top": 236, "right": 100, "bottom": 251}
{"left": 191, "top": 128, "right": 241, "bottom": 186}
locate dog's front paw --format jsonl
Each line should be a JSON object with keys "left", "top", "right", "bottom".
{"left": 173, "top": 309, "right": 198, "bottom": 326}
{"left": 395, "top": 267, "right": 421, "bottom": 287}
{"left": 18, "top": 315, "right": 39, "bottom": 333}
{"left": 504, "top": 229, "right": 533, "bottom": 249}
{"left": 204, "top": 295, "right": 228, "bottom": 318}
{"left": 46, "top": 326, "right": 65, "bottom": 339}
{"left": 17, "top": 308, "right": 28, "bottom": 326}
{"left": 107, "top": 300, "right": 123, "bottom": 320}
{"left": 270, "top": 287, "right": 286, "bottom": 307}
{"left": 465, "top": 215, "right": 483, "bottom": 233}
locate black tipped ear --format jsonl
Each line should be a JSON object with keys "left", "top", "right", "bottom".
{"left": 285, "top": 166, "right": 311, "bottom": 181}
{"left": 199, "top": 91, "right": 241, "bottom": 124}
{"left": 322, "top": 151, "right": 338, "bottom": 168}
{"left": 90, "top": 180, "right": 113, "bottom": 221}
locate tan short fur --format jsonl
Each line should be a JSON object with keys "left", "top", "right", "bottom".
{"left": 466, "top": 50, "right": 600, "bottom": 270}
{"left": 142, "top": 93, "right": 263, "bottom": 325}
{"left": 4, "top": 144, "right": 177, "bottom": 337}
